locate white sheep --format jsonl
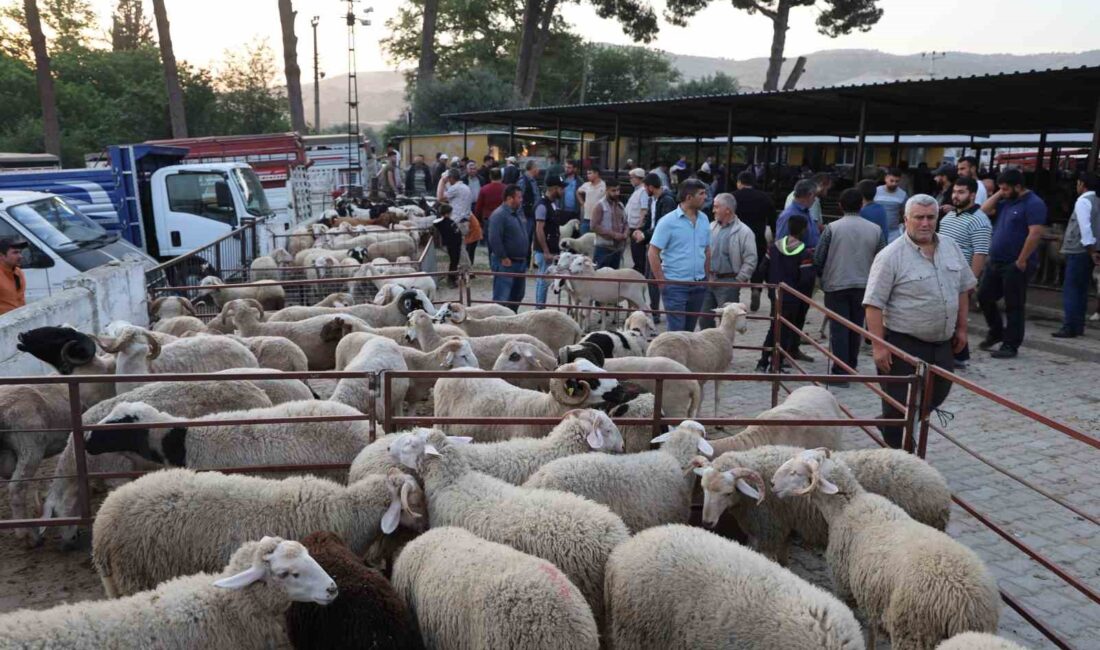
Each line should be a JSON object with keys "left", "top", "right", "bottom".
{"left": 393, "top": 527, "right": 599, "bottom": 650}
{"left": 232, "top": 302, "right": 368, "bottom": 370}
{"left": 709, "top": 385, "right": 849, "bottom": 454}
{"left": 435, "top": 299, "right": 513, "bottom": 318}
{"left": 265, "top": 288, "right": 435, "bottom": 327}
{"left": 406, "top": 310, "right": 554, "bottom": 371}
{"left": 0, "top": 537, "right": 337, "bottom": 649}
{"left": 205, "top": 298, "right": 263, "bottom": 334}
{"left": 152, "top": 315, "right": 209, "bottom": 337}
{"left": 771, "top": 449, "right": 1000, "bottom": 649}
{"left": 211, "top": 368, "right": 315, "bottom": 404}
{"left": 554, "top": 255, "right": 649, "bottom": 329}
{"left": 559, "top": 232, "right": 596, "bottom": 257}
{"left": 647, "top": 302, "right": 749, "bottom": 416}
{"left": 148, "top": 295, "right": 198, "bottom": 322}
{"left": 491, "top": 339, "right": 559, "bottom": 390}
{"left": 314, "top": 292, "right": 354, "bottom": 308}
{"left": 598, "top": 394, "right": 669, "bottom": 452}
{"left": 96, "top": 325, "right": 259, "bottom": 392}
{"left": 550, "top": 349, "right": 702, "bottom": 419}
{"left": 604, "top": 524, "right": 864, "bottom": 649}
{"left": 92, "top": 468, "right": 426, "bottom": 597}
{"left": 433, "top": 303, "right": 584, "bottom": 353}
{"left": 393, "top": 337, "right": 480, "bottom": 404}
{"left": 287, "top": 223, "right": 316, "bottom": 255}
{"left": 199, "top": 275, "right": 286, "bottom": 311}
{"left": 524, "top": 421, "right": 713, "bottom": 532}
{"left": 330, "top": 336, "right": 409, "bottom": 421}
{"left": 410, "top": 430, "right": 630, "bottom": 625}
{"left": 936, "top": 633, "right": 1028, "bottom": 649}
{"left": 225, "top": 334, "right": 310, "bottom": 372}
{"left": 696, "top": 445, "right": 951, "bottom": 565}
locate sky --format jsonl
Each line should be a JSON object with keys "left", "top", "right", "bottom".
{"left": 82, "top": 0, "right": 1099, "bottom": 76}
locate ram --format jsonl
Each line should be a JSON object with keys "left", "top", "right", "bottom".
{"left": 433, "top": 303, "right": 583, "bottom": 352}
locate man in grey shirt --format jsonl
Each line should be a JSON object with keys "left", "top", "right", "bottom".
{"left": 814, "top": 188, "right": 884, "bottom": 383}
{"left": 862, "top": 194, "right": 977, "bottom": 449}
{"left": 700, "top": 193, "right": 756, "bottom": 329}
{"left": 875, "top": 168, "right": 908, "bottom": 243}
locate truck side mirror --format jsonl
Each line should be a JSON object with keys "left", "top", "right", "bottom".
{"left": 214, "top": 181, "right": 233, "bottom": 209}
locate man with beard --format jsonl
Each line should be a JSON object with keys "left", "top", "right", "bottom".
{"left": 938, "top": 177, "right": 992, "bottom": 367}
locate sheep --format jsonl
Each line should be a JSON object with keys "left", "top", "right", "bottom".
{"left": 524, "top": 421, "right": 713, "bottom": 532}
{"left": 205, "top": 298, "right": 264, "bottom": 334}
{"left": 406, "top": 310, "right": 554, "bottom": 371}
{"left": 96, "top": 325, "right": 259, "bottom": 392}
{"left": 250, "top": 254, "right": 278, "bottom": 281}
{"left": 392, "top": 526, "right": 598, "bottom": 650}
{"left": 771, "top": 448, "right": 1000, "bottom": 650}
{"left": 491, "top": 339, "right": 559, "bottom": 390}
{"left": 199, "top": 275, "right": 286, "bottom": 311}
{"left": 936, "top": 633, "right": 1027, "bottom": 650}
{"left": 562, "top": 316, "right": 651, "bottom": 363}
{"left": 553, "top": 255, "right": 649, "bottom": 329}
{"left": 153, "top": 315, "right": 209, "bottom": 337}
{"left": 225, "top": 334, "right": 310, "bottom": 372}
{"left": 0, "top": 537, "right": 337, "bottom": 649}
{"left": 287, "top": 223, "right": 316, "bottom": 255}
{"left": 348, "top": 261, "right": 435, "bottom": 304}
{"left": 211, "top": 367, "right": 315, "bottom": 404}
{"left": 285, "top": 531, "right": 425, "bottom": 650}
{"left": 647, "top": 301, "right": 750, "bottom": 416}
{"left": 393, "top": 337, "right": 480, "bottom": 405}
{"left": 433, "top": 360, "right": 629, "bottom": 440}
{"left": 559, "top": 218, "right": 581, "bottom": 240}
{"left": 266, "top": 288, "right": 435, "bottom": 327}
{"left": 695, "top": 445, "right": 951, "bottom": 565}
{"left": 314, "top": 292, "right": 354, "bottom": 307}
{"left": 232, "top": 302, "right": 367, "bottom": 370}
{"left": 597, "top": 394, "right": 670, "bottom": 452}
{"left": 434, "top": 303, "right": 584, "bottom": 352}
{"left": 554, "top": 349, "right": 703, "bottom": 419}
{"left": 559, "top": 232, "right": 596, "bottom": 257}
{"left": 603, "top": 524, "right": 864, "bottom": 649}
{"left": 148, "top": 295, "right": 197, "bottom": 322}
{"left": 436, "top": 299, "right": 514, "bottom": 318}
{"left": 330, "top": 336, "right": 409, "bottom": 421}
{"left": 368, "top": 237, "right": 417, "bottom": 261}
{"left": 92, "top": 467, "right": 426, "bottom": 597}
{"left": 409, "top": 430, "right": 630, "bottom": 626}
{"left": 84, "top": 400, "right": 372, "bottom": 478}
{"left": 709, "top": 385, "right": 848, "bottom": 454}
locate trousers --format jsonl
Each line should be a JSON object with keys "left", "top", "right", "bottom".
{"left": 878, "top": 330, "right": 954, "bottom": 450}
{"left": 662, "top": 284, "right": 706, "bottom": 331}
{"left": 978, "top": 261, "right": 1030, "bottom": 349}
{"left": 823, "top": 288, "right": 866, "bottom": 373}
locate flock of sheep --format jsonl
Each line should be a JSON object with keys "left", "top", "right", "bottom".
{"left": 0, "top": 212, "right": 1029, "bottom": 649}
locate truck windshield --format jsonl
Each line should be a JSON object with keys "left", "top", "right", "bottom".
{"left": 232, "top": 168, "right": 273, "bottom": 217}
{"left": 7, "top": 196, "right": 110, "bottom": 251}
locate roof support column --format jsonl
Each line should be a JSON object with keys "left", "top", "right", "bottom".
{"left": 613, "top": 114, "right": 621, "bottom": 182}
{"left": 1090, "top": 94, "right": 1100, "bottom": 173}
{"left": 509, "top": 119, "right": 515, "bottom": 158}
{"left": 763, "top": 136, "right": 773, "bottom": 188}
{"left": 986, "top": 148, "right": 995, "bottom": 172}
{"left": 726, "top": 108, "right": 734, "bottom": 192}
{"left": 556, "top": 118, "right": 562, "bottom": 161}
{"left": 462, "top": 121, "right": 468, "bottom": 160}
{"left": 580, "top": 132, "right": 586, "bottom": 167}
{"left": 891, "top": 131, "right": 900, "bottom": 167}
{"left": 636, "top": 132, "right": 643, "bottom": 170}
{"left": 694, "top": 136, "right": 701, "bottom": 175}
{"left": 1036, "top": 130, "right": 1047, "bottom": 173}
{"left": 1049, "top": 145, "right": 1060, "bottom": 189}
{"left": 854, "top": 100, "right": 868, "bottom": 179}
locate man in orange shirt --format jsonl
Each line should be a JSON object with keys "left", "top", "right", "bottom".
{"left": 0, "top": 238, "right": 28, "bottom": 315}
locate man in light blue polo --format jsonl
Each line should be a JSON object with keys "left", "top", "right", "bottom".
{"left": 648, "top": 179, "right": 711, "bottom": 331}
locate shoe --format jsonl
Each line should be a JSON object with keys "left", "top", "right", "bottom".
{"left": 953, "top": 359, "right": 968, "bottom": 370}
{"left": 989, "top": 345, "right": 1018, "bottom": 359}
{"left": 978, "top": 336, "right": 1002, "bottom": 351}
{"left": 792, "top": 349, "right": 815, "bottom": 363}
{"left": 750, "top": 290, "right": 761, "bottom": 313}
{"left": 755, "top": 360, "right": 769, "bottom": 373}
{"left": 1051, "top": 329, "right": 1078, "bottom": 339}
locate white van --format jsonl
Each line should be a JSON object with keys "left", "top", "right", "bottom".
{"left": 0, "top": 190, "right": 158, "bottom": 303}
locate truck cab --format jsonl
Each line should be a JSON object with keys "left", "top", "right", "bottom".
{"left": 0, "top": 190, "right": 157, "bottom": 303}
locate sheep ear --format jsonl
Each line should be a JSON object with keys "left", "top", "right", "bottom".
{"left": 441, "top": 351, "right": 454, "bottom": 368}
{"left": 424, "top": 443, "right": 441, "bottom": 456}
{"left": 692, "top": 466, "right": 707, "bottom": 477}
{"left": 818, "top": 475, "right": 839, "bottom": 495}
{"left": 650, "top": 431, "right": 671, "bottom": 444}
{"left": 696, "top": 438, "right": 714, "bottom": 456}
{"left": 446, "top": 436, "right": 472, "bottom": 446}
{"left": 586, "top": 427, "right": 604, "bottom": 450}
{"left": 735, "top": 479, "right": 762, "bottom": 501}
{"left": 213, "top": 564, "right": 266, "bottom": 590}
{"left": 381, "top": 500, "right": 401, "bottom": 534}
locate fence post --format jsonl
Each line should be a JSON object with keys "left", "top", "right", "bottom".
{"left": 382, "top": 371, "right": 393, "bottom": 434}
{"left": 458, "top": 270, "right": 468, "bottom": 306}
{"left": 770, "top": 284, "right": 782, "bottom": 407}
{"left": 652, "top": 377, "right": 664, "bottom": 438}
{"left": 902, "top": 361, "right": 927, "bottom": 454}
{"left": 916, "top": 365, "right": 936, "bottom": 459}
{"left": 367, "top": 372, "right": 378, "bottom": 443}
{"left": 67, "top": 382, "right": 92, "bottom": 522}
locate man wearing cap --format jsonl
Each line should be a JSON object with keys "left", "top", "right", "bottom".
{"left": 577, "top": 167, "right": 606, "bottom": 235}
{"left": 432, "top": 153, "right": 449, "bottom": 186}
{"left": 502, "top": 156, "right": 520, "bottom": 185}
{"left": 534, "top": 176, "right": 565, "bottom": 308}
{"left": 699, "top": 192, "right": 756, "bottom": 330}
{"left": 0, "top": 238, "right": 28, "bottom": 315}
{"left": 624, "top": 168, "right": 649, "bottom": 275}
{"left": 648, "top": 179, "right": 711, "bottom": 332}
{"left": 932, "top": 163, "right": 958, "bottom": 214}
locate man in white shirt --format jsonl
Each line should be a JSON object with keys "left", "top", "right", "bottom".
{"left": 443, "top": 168, "right": 472, "bottom": 228}
{"left": 957, "top": 156, "right": 988, "bottom": 205}
{"left": 576, "top": 167, "right": 606, "bottom": 235}
{"left": 1054, "top": 172, "right": 1100, "bottom": 338}
{"left": 624, "top": 168, "right": 649, "bottom": 274}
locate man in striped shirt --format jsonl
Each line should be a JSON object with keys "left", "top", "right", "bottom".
{"left": 938, "top": 176, "right": 991, "bottom": 367}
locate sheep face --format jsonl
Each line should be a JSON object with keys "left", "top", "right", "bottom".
{"left": 716, "top": 302, "right": 750, "bottom": 334}
{"left": 550, "top": 359, "right": 625, "bottom": 407}
{"left": 563, "top": 409, "right": 625, "bottom": 453}
{"left": 557, "top": 342, "right": 605, "bottom": 367}
{"left": 86, "top": 402, "right": 185, "bottom": 466}
{"left": 215, "top": 537, "right": 338, "bottom": 606}
{"left": 373, "top": 284, "right": 404, "bottom": 305}
{"left": 496, "top": 341, "right": 550, "bottom": 371}
{"left": 695, "top": 466, "right": 766, "bottom": 528}
{"left": 398, "top": 289, "right": 435, "bottom": 317}
{"left": 438, "top": 338, "right": 478, "bottom": 369}
{"left": 624, "top": 310, "right": 658, "bottom": 339}
{"left": 770, "top": 448, "right": 839, "bottom": 498}
{"left": 17, "top": 326, "right": 98, "bottom": 374}
{"left": 381, "top": 469, "right": 429, "bottom": 534}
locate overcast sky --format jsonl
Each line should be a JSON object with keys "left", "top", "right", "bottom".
{"left": 84, "top": 0, "right": 1098, "bottom": 76}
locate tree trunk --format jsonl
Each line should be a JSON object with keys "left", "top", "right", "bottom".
{"left": 23, "top": 0, "right": 60, "bottom": 157}
{"left": 519, "top": 0, "right": 558, "bottom": 106}
{"left": 763, "top": 1, "right": 791, "bottom": 92}
{"left": 152, "top": 0, "right": 187, "bottom": 138}
{"left": 278, "top": 0, "right": 307, "bottom": 133}
{"left": 418, "top": 0, "right": 440, "bottom": 83}
{"left": 513, "top": 0, "right": 543, "bottom": 106}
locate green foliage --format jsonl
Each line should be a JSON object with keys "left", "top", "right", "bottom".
{"left": 667, "top": 71, "right": 740, "bottom": 97}
{"left": 580, "top": 44, "right": 681, "bottom": 103}
{"left": 210, "top": 40, "right": 290, "bottom": 136}
{"left": 110, "top": 0, "right": 154, "bottom": 51}
{"left": 410, "top": 67, "right": 515, "bottom": 133}
{"left": 0, "top": 0, "right": 100, "bottom": 60}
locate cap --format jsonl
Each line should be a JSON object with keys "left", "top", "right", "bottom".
{"left": 546, "top": 176, "right": 565, "bottom": 188}
{"left": 451, "top": 155, "right": 461, "bottom": 163}
{"left": 506, "top": 156, "right": 517, "bottom": 163}
{"left": 932, "top": 163, "right": 956, "bottom": 176}
{"left": 438, "top": 153, "right": 448, "bottom": 161}
{"left": 699, "top": 162, "right": 712, "bottom": 174}
{"left": 0, "top": 237, "right": 28, "bottom": 253}
{"left": 629, "top": 168, "right": 646, "bottom": 179}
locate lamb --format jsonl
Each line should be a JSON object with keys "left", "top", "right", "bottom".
{"left": 226, "top": 334, "right": 310, "bottom": 372}
{"left": 232, "top": 302, "right": 367, "bottom": 370}
{"left": 554, "top": 255, "right": 649, "bottom": 328}
{"left": 205, "top": 298, "right": 264, "bottom": 334}
{"left": 524, "top": 421, "right": 713, "bottom": 532}
{"left": 266, "top": 288, "right": 435, "bottom": 327}
{"left": 559, "top": 218, "right": 581, "bottom": 240}
{"left": 491, "top": 339, "right": 559, "bottom": 390}
{"left": 695, "top": 445, "right": 951, "bottom": 565}
{"left": 408, "top": 431, "right": 630, "bottom": 625}
{"left": 433, "top": 360, "right": 628, "bottom": 440}
{"left": 603, "top": 524, "right": 864, "bottom": 649}
{"left": 406, "top": 310, "right": 554, "bottom": 370}
{"left": 771, "top": 448, "right": 1000, "bottom": 649}
{"left": 153, "top": 315, "right": 209, "bottom": 337}
{"left": 935, "top": 633, "right": 1027, "bottom": 650}
{"left": 709, "top": 385, "right": 849, "bottom": 454}
{"left": 199, "top": 275, "right": 286, "bottom": 311}
{"left": 285, "top": 531, "right": 425, "bottom": 650}
{"left": 92, "top": 467, "right": 426, "bottom": 596}
{"left": 314, "top": 292, "right": 354, "bottom": 307}
{"left": 559, "top": 232, "right": 596, "bottom": 257}
{"left": 96, "top": 324, "right": 259, "bottom": 392}
{"left": 393, "top": 526, "right": 598, "bottom": 650}
{"left": 646, "top": 301, "right": 749, "bottom": 416}
{"left": 330, "top": 336, "right": 409, "bottom": 421}
{"left": 433, "top": 302, "right": 584, "bottom": 352}
{"left": 0, "top": 537, "right": 337, "bottom": 649}
{"left": 148, "top": 295, "right": 197, "bottom": 321}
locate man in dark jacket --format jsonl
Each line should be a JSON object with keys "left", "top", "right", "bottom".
{"left": 405, "top": 155, "right": 433, "bottom": 198}
{"left": 431, "top": 153, "right": 449, "bottom": 187}
{"left": 643, "top": 173, "right": 678, "bottom": 316}
{"left": 488, "top": 185, "right": 530, "bottom": 311}
{"left": 755, "top": 215, "right": 815, "bottom": 372}
{"left": 732, "top": 171, "right": 775, "bottom": 312}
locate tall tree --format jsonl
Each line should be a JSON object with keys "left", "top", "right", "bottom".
{"left": 110, "top": 0, "right": 153, "bottom": 51}
{"left": 215, "top": 39, "right": 290, "bottom": 135}
{"left": 277, "top": 0, "right": 306, "bottom": 133}
{"left": 2, "top": 0, "right": 98, "bottom": 61}
{"left": 664, "top": 0, "right": 882, "bottom": 91}
{"left": 668, "top": 71, "right": 740, "bottom": 97}
{"left": 417, "top": 0, "right": 439, "bottom": 83}
{"left": 22, "top": 0, "right": 60, "bottom": 155}
{"left": 151, "top": 0, "right": 186, "bottom": 137}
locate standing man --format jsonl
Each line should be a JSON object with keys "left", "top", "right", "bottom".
{"left": 733, "top": 170, "right": 775, "bottom": 313}
{"left": 545, "top": 153, "right": 564, "bottom": 183}
{"left": 534, "top": 177, "right": 565, "bottom": 308}
{"left": 938, "top": 176, "right": 992, "bottom": 367}
{"left": 405, "top": 155, "right": 433, "bottom": 198}
{"left": 977, "top": 169, "right": 1047, "bottom": 358}
{"left": 648, "top": 179, "right": 711, "bottom": 332}
{"left": 857, "top": 179, "right": 889, "bottom": 245}
{"left": 0, "top": 238, "right": 28, "bottom": 315}
{"left": 862, "top": 194, "right": 977, "bottom": 449}
{"left": 477, "top": 154, "right": 495, "bottom": 185}
{"left": 501, "top": 156, "right": 520, "bottom": 184}
{"left": 785, "top": 172, "right": 831, "bottom": 233}
{"left": 517, "top": 160, "right": 541, "bottom": 264}
{"left": 1053, "top": 172, "right": 1099, "bottom": 338}
{"left": 649, "top": 161, "right": 671, "bottom": 189}
{"left": 776, "top": 180, "right": 820, "bottom": 249}
{"left": 432, "top": 153, "right": 449, "bottom": 187}
{"left": 591, "top": 183, "right": 628, "bottom": 269}
{"left": 488, "top": 185, "right": 530, "bottom": 311}
{"left": 462, "top": 160, "right": 482, "bottom": 205}
{"left": 443, "top": 169, "right": 473, "bottom": 230}
{"left": 875, "top": 168, "right": 909, "bottom": 243}
{"left": 559, "top": 160, "right": 583, "bottom": 227}
{"left": 931, "top": 164, "right": 958, "bottom": 213}
{"left": 376, "top": 152, "right": 398, "bottom": 200}
{"left": 957, "top": 156, "right": 988, "bottom": 204}
{"left": 624, "top": 168, "right": 649, "bottom": 275}
{"left": 700, "top": 193, "right": 756, "bottom": 330}
{"left": 644, "top": 172, "right": 679, "bottom": 318}
{"left": 474, "top": 168, "right": 505, "bottom": 244}
{"left": 577, "top": 167, "right": 606, "bottom": 235}
{"left": 813, "top": 188, "right": 885, "bottom": 382}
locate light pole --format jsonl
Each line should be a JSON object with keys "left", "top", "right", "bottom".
{"left": 311, "top": 16, "right": 320, "bottom": 134}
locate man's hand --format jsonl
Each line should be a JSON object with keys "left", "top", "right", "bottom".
{"left": 952, "top": 329, "right": 968, "bottom": 354}
{"left": 872, "top": 342, "right": 893, "bottom": 373}
{"left": 940, "top": 203, "right": 952, "bottom": 214}
{"left": 501, "top": 258, "right": 513, "bottom": 268}
{"left": 1014, "top": 258, "right": 1027, "bottom": 272}
{"left": 632, "top": 230, "right": 645, "bottom": 243}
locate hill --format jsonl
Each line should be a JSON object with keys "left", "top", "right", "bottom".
{"left": 300, "top": 70, "right": 406, "bottom": 130}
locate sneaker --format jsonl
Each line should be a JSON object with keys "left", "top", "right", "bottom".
{"left": 1051, "top": 329, "right": 1078, "bottom": 339}
{"left": 978, "top": 336, "right": 1002, "bottom": 351}
{"left": 989, "top": 345, "right": 1018, "bottom": 359}
{"left": 749, "top": 290, "right": 761, "bottom": 313}
{"left": 792, "top": 349, "right": 815, "bottom": 363}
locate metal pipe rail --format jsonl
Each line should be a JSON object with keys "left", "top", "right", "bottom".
{"left": 148, "top": 269, "right": 456, "bottom": 293}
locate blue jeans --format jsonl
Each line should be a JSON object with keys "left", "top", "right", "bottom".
{"left": 491, "top": 254, "right": 528, "bottom": 312}
{"left": 534, "top": 251, "right": 554, "bottom": 308}
{"left": 580, "top": 219, "right": 591, "bottom": 235}
{"left": 662, "top": 284, "right": 707, "bottom": 332}
{"left": 1062, "top": 252, "right": 1095, "bottom": 334}
{"left": 593, "top": 245, "right": 622, "bottom": 270}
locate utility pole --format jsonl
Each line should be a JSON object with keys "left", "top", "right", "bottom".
{"left": 920, "top": 51, "right": 946, "bottom": 78}
{"left": 311, "top": 15, "right": 320, "bottom": 134}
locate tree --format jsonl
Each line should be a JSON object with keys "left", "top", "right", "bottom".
{"left": 1, "top": 0, "right": 98, "bottom": 61}
{"left": 418, "top": 0, "right": 439, "bottom": 83}
{"left": 668, "top": 71, "right": 739, "bottom": 97}
{"left": 579, "top": 44, "right": 680, "bottom": 103}
{"left": 410, "top": 67, "right": 513, "bottom": 133}
{"left": 277, "top": 0, "right": 306, "bottom": 133}
{"left": 664, "top": 0, "right": 882, "bottom": 91}
{"left": 23, "top": 0, "right": 60, "bottom": 155}
{"left": 110, "top": 0, "right": 153, "bottom": 51}
{"left": 151, "top": 0, "right": 187, "bottom": 137}
{"left": 214, "top": 39, "right": 290, "bottom": 135}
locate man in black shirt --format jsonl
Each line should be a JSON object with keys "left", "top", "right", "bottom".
{"left": 644, "top": 173, "right": 678, "bottom": 316}
{"left": 732, "top": 171, "right": 776, "bottom": 312}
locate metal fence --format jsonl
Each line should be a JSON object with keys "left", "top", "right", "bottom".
{"left": 144, "top": 218, "right": 263, "bottom": 296}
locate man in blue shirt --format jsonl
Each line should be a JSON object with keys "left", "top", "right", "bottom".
{"left": 976, "top": 169, "right": 1047, "bottom": 358}
{"left": 857, "top": 179, "right": 889, "bottom": 245}
{"left": 488, "top": 185, "right": 530, "bottom": 311}
{"left": 775, "top": 180, "right": 820, "bottom": 249}
{"left": 648, "top": 179, "right": 711, "bottom": 331}
{"left": 559, "top": 160, "right": 582, "bottom": 227}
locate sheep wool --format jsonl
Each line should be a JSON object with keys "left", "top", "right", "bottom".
{"left": 604, "top": 524, "right": 864, "bottom": 649}
{"left": 709, "top": 385, "right": 848, "bottom": 454}
{"left": 392, "top": 527, "right": 598, "bottom": 650}
{"left": 935, "top": 633, "right": 1028, "bottom": 650}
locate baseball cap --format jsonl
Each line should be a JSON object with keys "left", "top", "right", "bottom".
{"left": 438, "top": 153, "right": 448, "bottom": 161}
{"left": 629, "top": 168, "right": 646, "bottom": 179}
{"left": 0, "top": 237, "right": 28, "bottom": 253}
{"left": 932, "top": 163, "right": 956, "bottom": 176}
{"left": 699, "top": 162, "right": 712, "bottom": 174}
{"left": 546, "top": 176, "right": 565, "bottom": 188}
{"left": 506, "top": 156, "right": 517, "bottom": 163}
{"left": 451, "top": 155, "right": 461, "bottom": 163}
